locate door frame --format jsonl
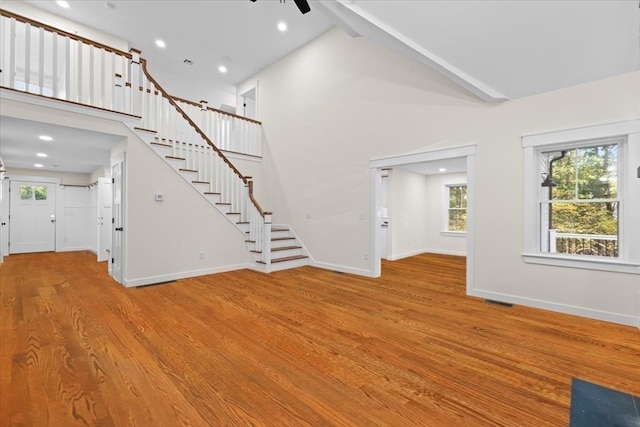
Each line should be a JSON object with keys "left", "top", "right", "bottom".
{"left": 110, "top": 153, "right": 125, "bottom": 284}
{"left": 6, "top": 174, "right": 60, "bottom": 254}
{"left": 370, "top": 145, "right": 476, "bottom": 295}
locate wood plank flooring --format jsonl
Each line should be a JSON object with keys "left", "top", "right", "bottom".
{"left": 1, "top": 251, "right": 638, "bottom": 426}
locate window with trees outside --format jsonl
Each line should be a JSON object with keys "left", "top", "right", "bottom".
{"left": 522, "top": 119, "right": 640, "bottom": 274}
{"left": 540, "top": 142, "right": 618, "bottom": 257}
{"left": 446, "top": 184, "right": 467, "bottom": 232}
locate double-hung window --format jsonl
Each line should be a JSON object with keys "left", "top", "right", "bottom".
{"left": 446, "top": 184, "right": 467, "bottom": 233}
{"left": 522, "top": 120, "right": 639, "bottom": 274}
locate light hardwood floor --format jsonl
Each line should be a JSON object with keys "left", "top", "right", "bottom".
{"left": 1, "top": 251, "right": 638, "bottom": 426}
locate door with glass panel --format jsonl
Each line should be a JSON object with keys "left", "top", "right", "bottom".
{"left": 9, "top": 180, "right": 56, "bottom": 253}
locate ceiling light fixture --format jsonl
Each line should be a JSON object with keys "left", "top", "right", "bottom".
{"left": 34, "top": 163, "right": 44, "bottom": 168}
{"left": 277, "top": 22, "right": 287, "bottom": 32}
{"left": 218, "top": 65, "right": 227, "bottom": 74}
{"left": 439, "top": 168, "right": 447, "bottom": 172}
{"left": 56, "top": 0, "right": 70, "bottom": 8}
{"left": 39, "top": 135, "right": 53, "bottom": 141}
{"left": 155, "top": 39, "right": 166, "bottom": 48}
{"left": 36, "top": 153, "right": 48, "bottom": 158}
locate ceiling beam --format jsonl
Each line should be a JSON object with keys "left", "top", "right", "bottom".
{"left": 323, "top": 0, "right": 508, "bottom": 103}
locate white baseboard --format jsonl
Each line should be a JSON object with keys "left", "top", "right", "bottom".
{"left": 469, "top": 289, "right": 639, "bottom": 328}
{"left": 310, "top": 260, "right": 376, "bottom": 278}
{"left": 387, "top": 248, "right": 466, "bottom": 261}
{"left": 123, "top": 263, "right": 253, "bottom": 287}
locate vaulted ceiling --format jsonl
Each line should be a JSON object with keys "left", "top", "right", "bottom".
{"left": 1, "top": 0, "right": 638, "bottom": 174}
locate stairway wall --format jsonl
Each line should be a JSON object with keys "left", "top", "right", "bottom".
{"left": 123, "top": 130, "right": 254, "bottom": 286}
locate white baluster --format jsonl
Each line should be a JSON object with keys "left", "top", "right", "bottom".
{"left": 38, "top": 26, "right": 44, "bottom": 95}
{"left": 129, "top": 48, "right": 141, "bottom": 116}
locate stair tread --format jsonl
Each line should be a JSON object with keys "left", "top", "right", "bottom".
{"left": 166, "top": 155, "right": 185, "bottom": 160}
{"left": 150, "top": 141, "right": 171, "bottom": 148}
{"left": 192, "top": 180, "right": 209, "bottom": 184}
{"left": 272, "top": 245, "right": 302, "bottom": 252}
{"left": 271, "top": 227, "right": 289, "bottom": 232}
{"left": 226, "top": 212, "right": 241, "bottom": 215}
{"left": 237, "top": 221, "right": 250, "bottom": 224}
{"left": 179, "top": 168, "right": 198, "bottom": 173}
{"left": 204, "top": 192, "right": 221, "bottom": 195}
{"left": 217, "top": 203, "right": 231, "bottom": 206}
{"left": 272, "top": 237, "right": 295, "bottom": 241}
{"left": 257, "top": 255, "right": 308, "bottom": 264}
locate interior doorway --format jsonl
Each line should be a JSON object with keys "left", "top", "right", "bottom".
{"left": 237, "top": 81, "right": 259, "bottom": 120}
{"left": 110, "top": 154, "right": 125, "bottom": 284}
{"left": 370, "top": 145, "right": 476, "bottom": 293}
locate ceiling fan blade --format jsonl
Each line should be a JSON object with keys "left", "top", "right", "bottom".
{"left": 293, "top": 0, "right": 311, "bottom": 14}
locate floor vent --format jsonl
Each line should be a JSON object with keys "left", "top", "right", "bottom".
{"left": 484, "top": 299, "right": 513, "bottom": 308}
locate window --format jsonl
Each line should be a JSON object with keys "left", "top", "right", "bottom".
{"left": 446, "top": 184, "right": 467, "bottom": 232}
{"left": 541, "top": 142, "right": 618, "bottom": 257}
{"left": 19, "top": 185, "right": 48, "bottom": 201}
{"left": 522, "top": 120, "right": 639, "bottom": 274}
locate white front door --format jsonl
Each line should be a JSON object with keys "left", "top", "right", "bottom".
{"left": 9, "top": 180, "right": 57, "bottom": 254}
{"left": 111, "top": 159, "right": 124, "bottom": 283}
{"left": 97, "top": 177, "right": 112, "bottom": 262}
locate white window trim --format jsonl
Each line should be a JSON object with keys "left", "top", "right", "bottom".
{"left": 442, "top": 181, "right": 467, "bottom": 235}
{"left": 522, "top": 119, "right": 640, "bottom": 275}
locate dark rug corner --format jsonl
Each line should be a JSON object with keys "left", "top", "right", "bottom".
{"left": 570, "top": 378, "right": 640, "bottom": 427}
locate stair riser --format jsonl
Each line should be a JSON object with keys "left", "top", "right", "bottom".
{"left": 150, "top": 144, "right": 172, "bottom": 157}
{"left": 267, "top": 258, "right": 309, "bottom": 272}
{"left": 271, "top": 248, "right": 303, "bottom": 258}
{"left": 271, "top": 239, "right": 297, "bottom": 249}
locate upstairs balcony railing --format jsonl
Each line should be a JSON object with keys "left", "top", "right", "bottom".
{"left": 0, "top": 9, "right": 262, "bottom": 160}
{"left": 174, "top": 97, "right": 263, "bottom": 158}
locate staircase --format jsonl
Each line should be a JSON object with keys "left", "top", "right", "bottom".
{"left": 0, "top": 9, "right": 309, "bottom": 273}
{"left": 137, "top": 129, "right": 309, "bottom": 272}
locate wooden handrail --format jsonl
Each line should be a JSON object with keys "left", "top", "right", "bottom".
{"left": 172, "top": 95, "right": 262, "bottom": 125}
{"left": 0, "top": 9, "right": 132, "bottom": 59}
{"left": 138, "top": 59, "right": 267, "bottom": 217}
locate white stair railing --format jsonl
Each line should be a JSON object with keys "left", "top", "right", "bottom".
{"left": 0, "top": 9, "right": 131, "bottom": 111}
{"left": 0, "top": 9, "right": 273, "bottom": 265}
{"left": 174, "top": 98, "right": 263, "bottom": 158}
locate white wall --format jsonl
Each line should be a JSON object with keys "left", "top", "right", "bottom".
{"left": 6, "top": 168, "right": 91, "bottom": 186}
{"left": 241, "top": 28, "right": 640, "bottom": 325}
{"left": 388, "top": 168, "right": 429, "bottom": 260}
{"left": 58, "top": 185, "right": 92, "bottom": 252}
{"left": 1, "top": 1, "right": 129, "bottom": 51}
{"left": 386, "top": 169, "right": 466, "bottom": 260}
{"left": 124, "top": 129, "right": 253, "bottom": 286}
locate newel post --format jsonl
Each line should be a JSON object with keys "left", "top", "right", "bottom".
{"left": 200, "top": 100, "right": 209, "bottom": 136}
{"left": 129, "top": 48, "right": 142, "bottom": 116}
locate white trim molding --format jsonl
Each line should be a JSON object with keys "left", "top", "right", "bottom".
{"left": 123, "top": 263, "right": 253, "bottom": 287}
{"left": 522, "top": 119, "right": 640, "bottom": 275}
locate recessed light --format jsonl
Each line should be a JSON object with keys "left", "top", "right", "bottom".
{"left": 39, "top": 135, "right": 53, "bottom": 141}
{"left": 56, "top": 0, "right": 70, "bottom": 8}
{"left": 155, "top": 39, "right": 166, "bottom": 48}
{"left": 277, "top": 22, "right": 287, "bottom": 32}
{"left": 104, "top": 3, "right": 115, "bottom": 10}
{"left": 439, "top": 168, "right": 447, "bottom": 172}
{"left": 218, "top": 65, "right": 227, "bottom": 73}
{"left": 34, "top": 163, "right": 44, "bottom": 168}
{"left": 36, "top": 153, "right": 48, "bottom": 158}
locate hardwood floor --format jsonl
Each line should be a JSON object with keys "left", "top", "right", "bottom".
{"left": 1, "top": 251, "right": 638, "bottom": 426}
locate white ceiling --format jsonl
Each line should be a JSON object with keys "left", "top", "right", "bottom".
{"left": 0, "top": 116, "right": 123, "bottom": 174}
{"left": 1, "top": 0, "right": 637, "bottom": 174}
